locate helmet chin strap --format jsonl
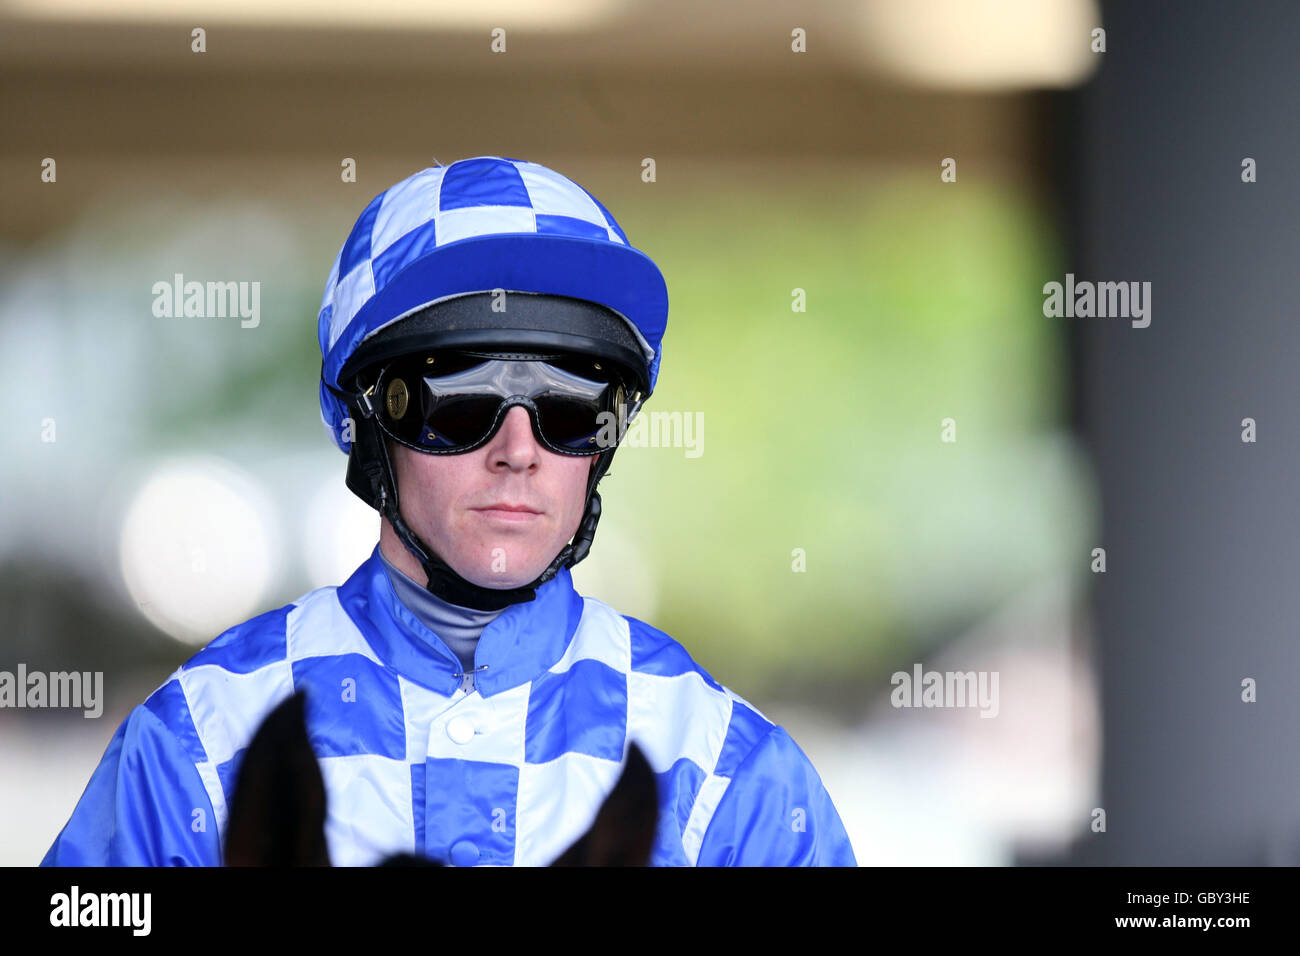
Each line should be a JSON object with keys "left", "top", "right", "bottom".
{"left": 358, "top": 412, "right": 615, "bottom": 612}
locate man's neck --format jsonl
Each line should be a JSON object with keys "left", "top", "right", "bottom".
{"left": 379, "top": 520, "right": 427, "bottom": 584}
{"left": 375, "top": 545, "right": 506, "bottom": 692}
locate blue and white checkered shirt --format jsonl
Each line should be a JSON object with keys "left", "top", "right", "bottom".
{"left": 41, "top": 546, "right": 857, "bottom": 866}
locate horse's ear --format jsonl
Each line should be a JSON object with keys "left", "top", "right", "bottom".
{"left": 551, "top": 742, "right": 658, "bottom": 867}
{"left": 378, "top": 853, "right": 444, "bottom": 867}
{"left": 224, "top": 690, "right": 332, "bottom": 867}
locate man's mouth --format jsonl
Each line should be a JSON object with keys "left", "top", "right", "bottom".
{"left": 473, "top": 503, "right": 543, "bottom": 522}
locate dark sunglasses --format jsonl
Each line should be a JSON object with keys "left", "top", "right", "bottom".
{"left": 365, "top": 351, "right": 637, "bottom": 456}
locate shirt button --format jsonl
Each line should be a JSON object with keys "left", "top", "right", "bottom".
{"left": 449, "top": 840, "right": 480, "bottom": 867}
{"left": 447, "top": 715, "right": 475, "bottom": 744}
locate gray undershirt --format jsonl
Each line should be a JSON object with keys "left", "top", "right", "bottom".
{"left": 378, "top": 548, "right": 506, "bottom": 694}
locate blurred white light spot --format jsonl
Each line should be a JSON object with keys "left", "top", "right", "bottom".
{"left": 302, "top": 476, "right": 380, "bottom": 589}
{"left": 119, "top": 457, "right": 279, "bottom": 645}
{"left": 7, "top": 0, "right": 625, "bottom": 30}
{"left": 859, "top": 0, "right": 1101, "bottom": 91}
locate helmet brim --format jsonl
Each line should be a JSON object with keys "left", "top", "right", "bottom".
{"left": 338, "top": 291, "right": 650, "bottom": 396}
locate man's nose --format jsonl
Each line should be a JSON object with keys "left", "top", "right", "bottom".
{"left": 488, "top": 405, "right": 542, "bottom": 468}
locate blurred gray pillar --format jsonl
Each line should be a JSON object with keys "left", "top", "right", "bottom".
{"left": 1063, "top": 0, "right": 1300, "bottom": 864}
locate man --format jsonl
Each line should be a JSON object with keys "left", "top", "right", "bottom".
{"left": 41, "top": 156, "right": 857, "bottom": 866}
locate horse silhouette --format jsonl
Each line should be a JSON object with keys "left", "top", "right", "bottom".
{"left": 224, "top": 690, "right": 659, "bottom": 866}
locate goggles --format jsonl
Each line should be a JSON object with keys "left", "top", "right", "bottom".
{"left": 361, "top": 351, "right": 637, "bottom": 456}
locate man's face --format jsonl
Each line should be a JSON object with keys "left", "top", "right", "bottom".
{"left": 380, "top": 405, "right": 598, "bottom": 592}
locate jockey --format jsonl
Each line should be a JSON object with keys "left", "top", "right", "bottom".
{"left": 40, "top": 156, "right": 857, "bottom": 866}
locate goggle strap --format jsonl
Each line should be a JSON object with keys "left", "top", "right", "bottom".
{"left": 355, "top": 386, "right": 378, "bottom": 420}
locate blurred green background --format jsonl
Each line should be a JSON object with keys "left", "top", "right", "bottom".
{"left": 597, "top": 172, "right": 1082, "bottom": 705}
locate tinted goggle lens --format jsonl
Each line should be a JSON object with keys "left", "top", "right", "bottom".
{"left": 374, "top": 354, "right": 626, "bottom": 454}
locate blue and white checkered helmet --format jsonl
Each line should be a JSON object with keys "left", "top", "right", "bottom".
{"left": 317, "top": 156, "right": 668, "bottom": 454}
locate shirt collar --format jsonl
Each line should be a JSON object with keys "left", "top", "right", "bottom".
{"left": 377, "top": 547, "right": 502, "bottom": 672}
{"left": 336, "top": 544, "right": 585, "bottom": 697}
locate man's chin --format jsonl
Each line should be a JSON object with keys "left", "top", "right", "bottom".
{"left": 454, "top": 556, "right": 550, "bottom": 591}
